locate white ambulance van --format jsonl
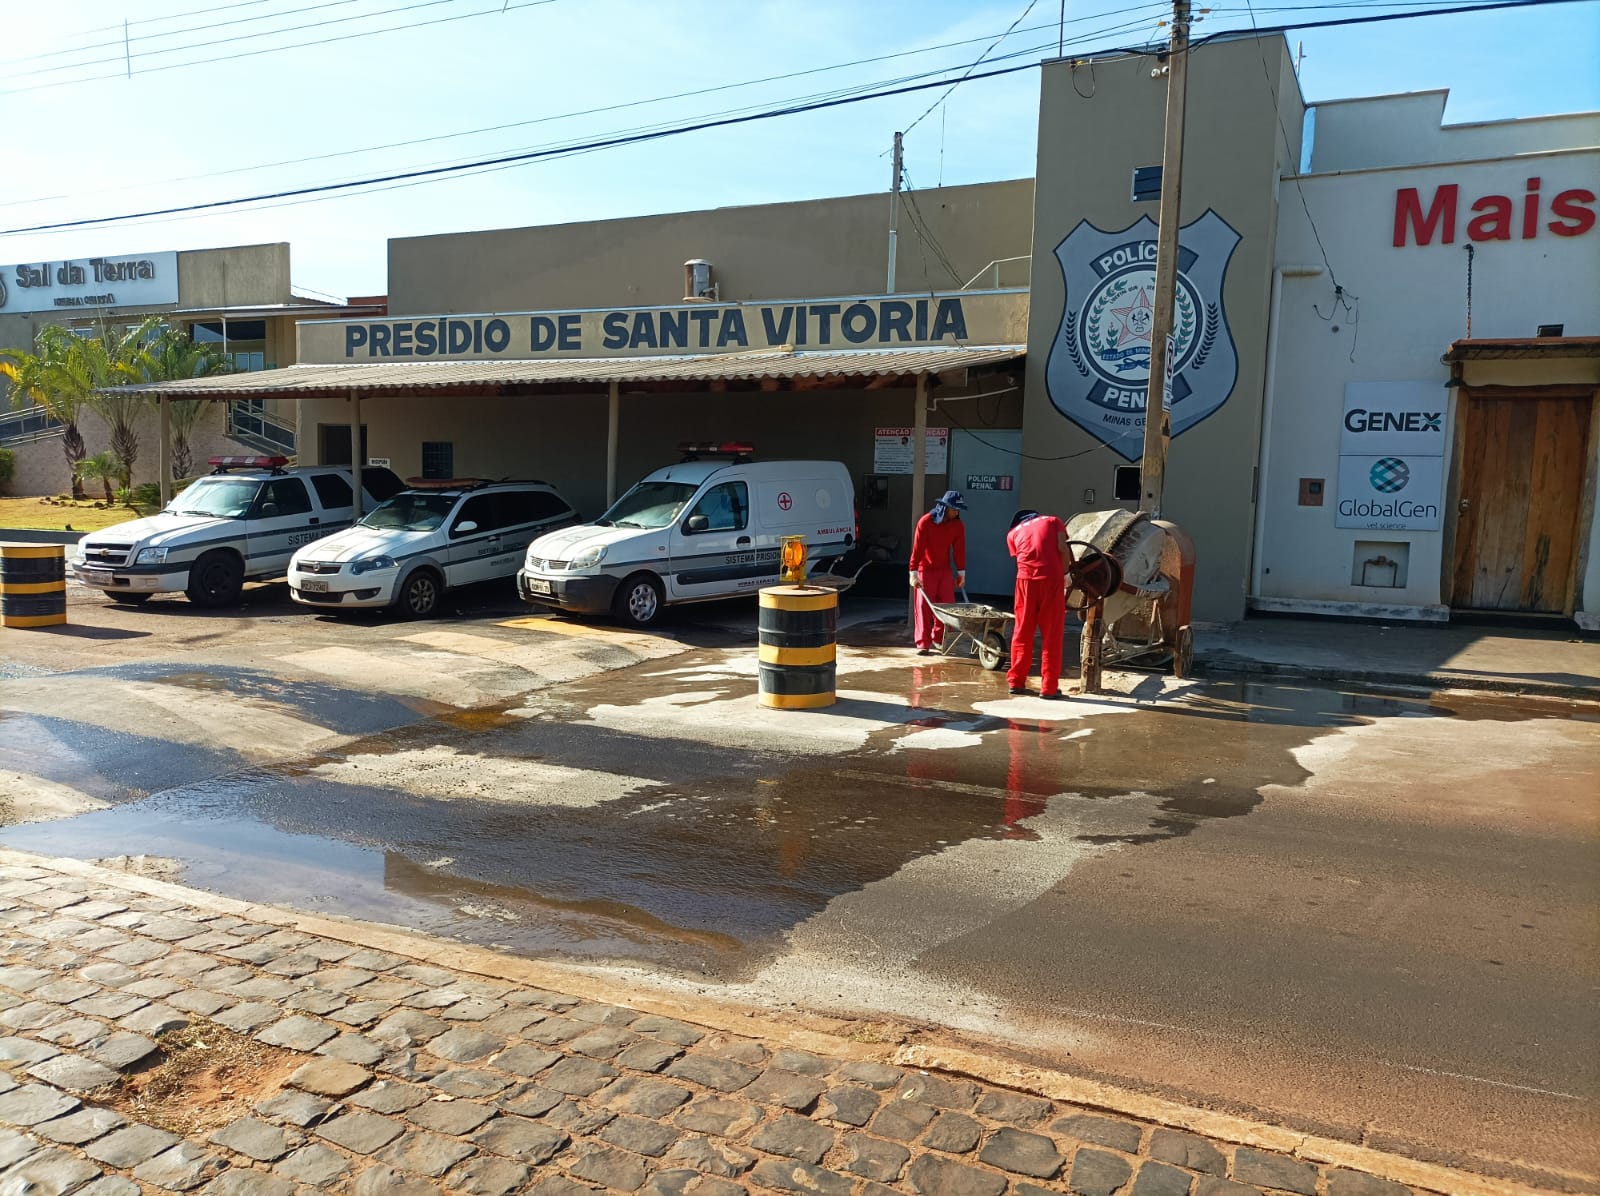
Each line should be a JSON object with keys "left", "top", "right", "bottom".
{"left": 517, "top": 444, "right": 855, "bottom": 626}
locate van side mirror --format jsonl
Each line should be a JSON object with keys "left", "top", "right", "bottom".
{"left": 259, "top": 503, "right": 279, "bottom": 518}
{"left": 685, "top": 514, "right": 709, "bottom": 533}
{"left": 453, "top": 520, "right": 479, "bottom": 536}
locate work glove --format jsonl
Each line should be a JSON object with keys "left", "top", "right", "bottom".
{"left": 956, "top": 571, "right": 966, "bottom": 588}
{"left": 908, "top": 572, "right": 921, "bottom": 588}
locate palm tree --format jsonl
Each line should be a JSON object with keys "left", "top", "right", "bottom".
{"left": 75, "top": 452, "right": 120, "bottom": 504}
{"left": 0, "top": 327, "right": 95, "bottom": 499}
{"left": 82, "top": 316, "right": 167, "bottom": 490}
{"left": 3, "top": 319, "right": 232, "bottom": 496}
{"left": 121, "top": 324, "right": 232, "bottom": 480}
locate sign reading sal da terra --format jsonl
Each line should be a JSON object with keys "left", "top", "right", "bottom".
{"left": 1045, "top": 211, "right": 1240, "bottom": 461}
{"left": 301, "top": 291, "right": 1028, "bottom": 363}
{"left": 0, "top": 252, "right": 178, "bottom": 314}
{"left": 1336, "top": 381, "right": 1448, "bottom": 531}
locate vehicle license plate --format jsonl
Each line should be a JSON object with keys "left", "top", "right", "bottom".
{"left": 77, "top": 569, "right": 112, "bottom": 586}
{"left": 527, "top": 577, "right": 553, "bottom": 595}
{"left": 299, "top": 579, "right": 330, "bottom": 593}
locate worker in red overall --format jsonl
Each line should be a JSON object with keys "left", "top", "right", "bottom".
{"left": 1006, "top": 509, "right": 1071, "bottom": 698}
{"left": 909, "top": 490, "right": 967, "bottom": 654}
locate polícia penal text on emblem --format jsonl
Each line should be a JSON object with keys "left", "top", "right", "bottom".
{"left": 1047, "top": 210, "right": 1241, "bottom": 460}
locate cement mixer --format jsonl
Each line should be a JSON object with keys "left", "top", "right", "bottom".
{"left": 1062, "top": 509, "right": 1197, "bottom": 677}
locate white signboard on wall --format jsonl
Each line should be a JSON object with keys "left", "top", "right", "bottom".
{"left": 0, "top": 252, "right": 179, "bottom": 314}
{"left": 1336, "top": 455, "right": 1444, "bottom": 530}
{"left": 873, "top": 427, "right": 948, "bottom": 474}
{"left": 1339, "top": 381, "right": 1449, "bottom": 456}
{"left": 1336, "top": 382, "right": 1447, "bottom": 530}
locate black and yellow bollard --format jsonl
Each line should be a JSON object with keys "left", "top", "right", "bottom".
{"left": 758, "top": 584, "right": 837, "bottom": 709}
{"left": 0, "top": 543, "right": 67, "bottom": 628}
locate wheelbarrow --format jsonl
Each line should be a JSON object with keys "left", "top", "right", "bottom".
{"left": 916, "top": 586, "right": 1015, "bottom": 670}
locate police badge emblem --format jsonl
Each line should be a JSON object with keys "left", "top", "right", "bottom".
{"left": 1046, "top": 210, "right": 1241, "bottom": 460}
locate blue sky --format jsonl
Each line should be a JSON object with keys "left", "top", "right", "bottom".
{"left": 1, "top": 0, "right": 1595, "bottom": 297}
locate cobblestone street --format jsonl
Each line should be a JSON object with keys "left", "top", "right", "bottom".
{"left": 0, "top": 853, "right": 1506, "bottom": 1196}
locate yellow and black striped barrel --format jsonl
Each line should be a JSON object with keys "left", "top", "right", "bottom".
{"left": 0, "top": 543, "right": 67, "bottom": 628}
{"left": 758, "top": 585, "right": 837, "bottom": 709}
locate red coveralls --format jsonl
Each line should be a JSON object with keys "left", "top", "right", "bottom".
{"left": 910, "top": 512, "right": 966, "bottom": 650}
{"left": 1006, "top": 514, "right": 1068, "bottom": 695}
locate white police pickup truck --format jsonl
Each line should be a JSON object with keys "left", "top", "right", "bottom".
{"left": 72, "top": 456, "right": 404, "bottom": 608}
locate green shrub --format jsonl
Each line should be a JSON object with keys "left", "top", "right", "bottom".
{"left": 0, "top": 447, "right": 14, "bottom": 492}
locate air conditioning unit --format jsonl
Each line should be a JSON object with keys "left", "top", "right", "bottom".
{"left": 683, "top": 259, "right": 719, "bottom": 302}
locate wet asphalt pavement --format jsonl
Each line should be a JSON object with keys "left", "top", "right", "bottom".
{"left": 1, "top": 581, "right": 1596, "bottom": 1188}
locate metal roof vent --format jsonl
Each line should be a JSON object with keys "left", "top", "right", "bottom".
{"left": 683, "top": 259, "right": 718, "bottom": 302}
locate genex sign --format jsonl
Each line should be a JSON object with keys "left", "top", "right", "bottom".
{"left": 1336, "top": 382, "right": 1448, "bottom": 531}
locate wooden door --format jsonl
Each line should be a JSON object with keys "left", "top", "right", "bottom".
{"left": 1452, "top": 391, "right": 1591, "bottom": 613}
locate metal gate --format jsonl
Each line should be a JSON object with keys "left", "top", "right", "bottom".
{"left": 948, "top": 428, "right": 1022, "bottom": 596}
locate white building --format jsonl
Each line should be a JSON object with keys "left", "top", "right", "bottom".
{"left": 1254, "top": 91, "right": 1599, "bottom": 625}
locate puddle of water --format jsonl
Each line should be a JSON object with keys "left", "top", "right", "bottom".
{"left": 7, "top": 639, "right": 1576, "bottom": 986}
{"left": 0, "top": 712, "right": 243, "bottom": 806}
{"left": 70, "top": 662, "right": 434, "bottom": 737}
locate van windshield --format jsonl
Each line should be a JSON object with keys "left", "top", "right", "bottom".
{"left": 167, "top": 478, "right": 261, "bottom": 519}
{"left": 361, "top": 492, "right": 457, "bottom": 532}
{"left": 596, "top": 481, "right": 699, "bottom": 530}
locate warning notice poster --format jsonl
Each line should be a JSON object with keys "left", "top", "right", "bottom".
{"left": 873, "top": 426, "right": 949, "bottom": 474}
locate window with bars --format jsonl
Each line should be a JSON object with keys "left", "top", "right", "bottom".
{"left": 421, "top": 442, "right": 454, "bottom": 480}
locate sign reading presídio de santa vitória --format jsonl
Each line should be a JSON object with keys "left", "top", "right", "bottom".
{"left": 1045, "top": 211, "right": 1240, "bottom": 461}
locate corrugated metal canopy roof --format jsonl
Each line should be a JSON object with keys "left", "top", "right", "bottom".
{"left": 104, "top": 345, "right": 1025, "bottom": 398}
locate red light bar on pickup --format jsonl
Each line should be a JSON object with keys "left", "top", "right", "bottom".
{"left": 208, "top": 455, "right": 289, "bottom": 470}
{"left": 403, "top": 477, "right": 490, "bottom": 490}
{"left": 677, "top": 441, "right": 755, "bottom": 456}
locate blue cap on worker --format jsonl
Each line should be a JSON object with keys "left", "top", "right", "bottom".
{"left": 931, "top": 490, "right": 967, "bottom": 524}
{"left": 1009, "top": 508, "right": 1040, "bottom": 530}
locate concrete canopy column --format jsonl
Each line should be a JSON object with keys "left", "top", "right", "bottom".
{"left": 157, "top": 397, "right": 172, "bottom": 507}
{"left": 349, "top": 388, "right": 363, "bottom": 519}
{"left": 606, "top": 379, "right": 620, "bottom": 507}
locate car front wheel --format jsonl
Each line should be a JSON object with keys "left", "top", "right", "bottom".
{"left": 395, "top": 568, "right": 442, "bottom": 619}
{"left": 186, "top": 551, "right": 244, "bottom": 608}
{"left": 612, "top": 573, "right": 663, "bottom": 627}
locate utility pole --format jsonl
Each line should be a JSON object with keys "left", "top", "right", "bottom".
{"left": 1139, "top": 0, "right": 1191, "bottom": 517}
{"left": 887, "top": 131, "right": 904, "bottom": 293}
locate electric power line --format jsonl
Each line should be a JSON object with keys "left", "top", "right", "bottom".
{"left": 0, "top": 0, "right": 1581, "bottom": 238}
{"left": 0, "top": 0, "right": 556, "bottom": 94}
{"left": 1238, "top": 0, "right": 1340, "bottom": 287}
{"left": 0, "top": 0, "right": 382, "bottom": 68}
{"left": 0, "top": 4, "right": 1171, "bottom": 213}
{"left": 903, "top": 0, "right": 1045, "bottom": 136}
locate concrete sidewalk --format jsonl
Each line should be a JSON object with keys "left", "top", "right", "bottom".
{"left": 0, "top": 852, "right": 1542, "bottom": 1196}
{"left": 1191, "top": 617, "right": 1600, "bottom": 700}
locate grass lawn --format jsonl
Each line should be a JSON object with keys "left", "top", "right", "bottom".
{"left": 0, "top": 495, "right": 146, "bottom": 532}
